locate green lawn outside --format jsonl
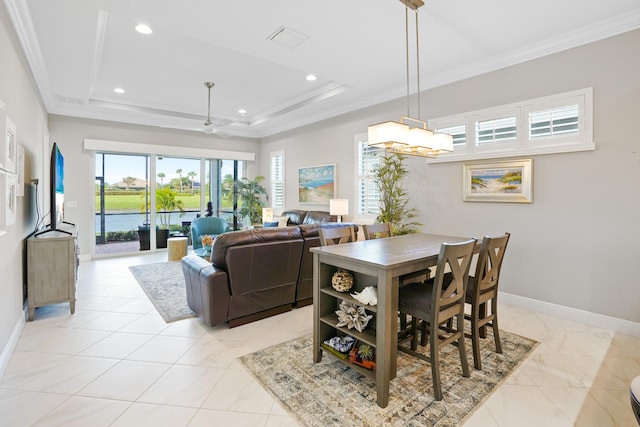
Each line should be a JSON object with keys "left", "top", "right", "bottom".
{"left": 96, "top": 192, "right": 232, "bottom": 212}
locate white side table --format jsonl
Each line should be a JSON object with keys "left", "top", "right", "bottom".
{"left": 167, "top": 236, "right": 188, "bottom": 261}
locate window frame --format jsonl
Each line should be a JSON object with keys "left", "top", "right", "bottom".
{"left": 354, "top": 133, "right": 381, "bottom": 222}
{"left": 429, "top": 88, "right": 594, "bottom": 163}
{"left": 270, "top": 149, "right": 285, "bottom": 210}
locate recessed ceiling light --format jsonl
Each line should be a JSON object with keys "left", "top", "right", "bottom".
{"left": 238, "top": 109, "right": 247, "bottom": 115}
{"left": 135, "top": 24, "right": 152, "bottom": 35}
{"left": 306, "top": 74, "right": 317, "bottom": 81}
{"left": 113, "top": 87, "right": 125, "bottom": 94}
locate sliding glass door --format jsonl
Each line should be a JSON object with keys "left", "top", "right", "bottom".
{"left": 95, "top": 152, "right": 244, "bottom": 257}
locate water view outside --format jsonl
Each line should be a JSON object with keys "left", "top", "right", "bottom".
{"left": 95, "top": 211, "right": 200, "bottom": 234}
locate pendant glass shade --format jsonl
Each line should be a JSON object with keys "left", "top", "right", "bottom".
{"left": 367, "top": 121, "right": 409, "bottom": 149}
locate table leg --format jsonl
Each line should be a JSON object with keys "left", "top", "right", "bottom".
{"left": 312, "top": 254, "right": 322, "bottom": 363}
{"left": 375, "top": 270, "right": 395, "bottom": 408}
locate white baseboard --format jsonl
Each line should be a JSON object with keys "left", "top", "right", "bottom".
{"left": 500, "top": 292, "right": 640, "bottom": 337}
{"left": 0, "top": 310, "right": 25, "bottom": 380}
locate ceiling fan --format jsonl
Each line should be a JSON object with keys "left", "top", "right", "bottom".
{"left": 202, "top": 81, "right": 232, "bottom": 135}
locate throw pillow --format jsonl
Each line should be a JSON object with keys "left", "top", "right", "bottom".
{"left": 263, "top": 221, "right": 279, "bottom": 228}
{"left": 273, "top": 215, "right": 290, "bottom": 227}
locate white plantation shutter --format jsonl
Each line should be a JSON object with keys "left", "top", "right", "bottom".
{"left": 476, "top": 116, "right": 517, "bottom": 145}
{"left": 529, "top": 105, "right": 579, "bottom": 139}
{"left": 357, "top": 141, "right": 381, "bottom": 215}
{"left": 270, "top": 151, "right": 284, "bottom": 209}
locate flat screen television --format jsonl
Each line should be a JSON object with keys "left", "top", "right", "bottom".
{"left": 50, "top": 142, "right": 64, "bottom": 230}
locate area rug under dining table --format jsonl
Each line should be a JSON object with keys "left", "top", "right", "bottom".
{"left": 240, "top": 330, "right": 537, "bottom": 426}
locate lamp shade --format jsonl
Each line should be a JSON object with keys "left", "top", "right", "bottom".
{"left": 407, "top": 127, "right": 434, "bottom": 149}
{"left": 431, "top": 132, "right": 454, "bottom": 152}
{"left": 262, "top": 207, "right": 274, "bottom": 224}
{"left": 367, "top": 121, "right": 409, "bottom": 148}
{"left": 330, "top": 199, "right": 349, "bottom": 216}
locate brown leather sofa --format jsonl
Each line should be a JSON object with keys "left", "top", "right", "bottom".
{"left": 181, "top": 222, "right": 357, "bottom": 328}
{"left": 281, "top": 210, "right": 337, "bottom": 225}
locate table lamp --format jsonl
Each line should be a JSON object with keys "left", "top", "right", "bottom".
{"left": 262, "top": 207, "right": 274, "bottom": 224}
{"left": 330, "top": 199, "right": 349, "bottom": 223}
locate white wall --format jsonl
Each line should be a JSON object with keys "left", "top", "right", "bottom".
{"left": 47, "top": 115, "right": 260, "bottom": 256}
{"left": 0, "top": 2, "right": 49, "bottom": 370}
{"left": 260, "top": 29, "right": 640, "bottom": 324}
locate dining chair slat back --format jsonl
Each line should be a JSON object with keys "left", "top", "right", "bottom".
{"left": 362, "top": 223, "right": 393, "bottom": 240}
{"left": 319, "top": 227, "right": 356, "bottom": 246}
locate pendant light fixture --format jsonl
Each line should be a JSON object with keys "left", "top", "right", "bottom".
{"left": 368, "top": 0, "right": 453, "bottom": 158}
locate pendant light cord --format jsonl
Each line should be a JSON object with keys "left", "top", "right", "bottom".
{"left": 405, "top": 7, "right": 410, "bottom": 118}
{"left": 415, "top": 8, "right": 421, "bottom": 121}
{"left": 405, "top": 7, "right": 422, "bottom": 121}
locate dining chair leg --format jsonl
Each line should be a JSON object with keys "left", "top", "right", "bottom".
{"left": 420, "top": 320, "right": 428, "bottom": 347}
{"left": 479, "top": 302, "right": 487, "bottom": 338}
{"left": 430, "top": 323, "right": 443, "bottom": 401}
{"left": 410, "top": 317, "right": 418, "bottom": 351}
{"left": 471, "top": 305, "right": 482, "bottom": 370}
{"left": 457, "top": 313, "right": 470, "bottom": 378}
{"left": 491, "top": 298, "right": 503, "bottom": 354}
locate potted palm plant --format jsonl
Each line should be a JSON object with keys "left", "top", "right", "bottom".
{"left": 236, "top": 176, "right": 269, "bottom": 227}
{"left": 373, "top": 152, "right": 421, "bottom": 235}
{"left": 138, "top": 187, "right": 185, "bottom": 249}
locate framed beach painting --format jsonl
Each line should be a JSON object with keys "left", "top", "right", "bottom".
{"left": 463, "top": 159, "right": 533, "bottom": 203}
{"left": 298, "top": 164, "right": 335, "bottom": 204}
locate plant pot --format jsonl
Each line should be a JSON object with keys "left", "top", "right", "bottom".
{"left": 137, "top": 227, "right": 170, "bottom": 250}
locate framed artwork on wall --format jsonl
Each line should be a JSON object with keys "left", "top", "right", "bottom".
{"left": 3, "top": 116, "right": 17, "bottom": 174}
{"left": 0, "top": 171, "right": 7, "bottom": 235}
{"left": 0, "top": 100, "right": 5, "bottom": 171}
{"left": 463, "top": 159, "right": 533, "bottom": 203}
{"left": 6, "top": 172, "right": 16, "bottom": 225}
{"left": 298, "top": 163, "right": 336, "bottom": 204}
{"left": 16, "top": 144, "right": 24, "bottom": 197}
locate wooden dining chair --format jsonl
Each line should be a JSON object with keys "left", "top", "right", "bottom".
{"left": 362, "top": 223, "right": 393, "bottom": 240}
{"left": 464, "top": 232, "right": 510, "bottom": 370}
{"left": 397, "top": 239, "right": 477, "bottom": 401}
{"left": 319, "top": 226, "right": 356, "bottom": 246}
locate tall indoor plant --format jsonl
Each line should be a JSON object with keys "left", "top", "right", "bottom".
{"left": 373, "top": 152, "right": 421, "bottom": 235}
{"left": 237, "top": 176, "right": 269, "bottom": 226}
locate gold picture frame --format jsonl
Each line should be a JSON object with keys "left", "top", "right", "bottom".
{"left": 463, "top": 159, "right": 533, "bottom": 203}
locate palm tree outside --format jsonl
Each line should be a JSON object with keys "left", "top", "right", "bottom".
{"left": 176, "top": 169, "right": 183, "bottom": 192}
{"left": 157, "top": 172, "right": 165, "bottom": 187}
{"left": 188, "top": 171, "right": 197, "bottom": 194}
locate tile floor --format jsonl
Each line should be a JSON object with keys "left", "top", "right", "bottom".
{"left": 1, "top": 251, "right": 639, "bottom": 426}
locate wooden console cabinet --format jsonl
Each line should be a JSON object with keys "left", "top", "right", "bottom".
{"left": 27, "top": 224, "right": 78, "bottom": 320}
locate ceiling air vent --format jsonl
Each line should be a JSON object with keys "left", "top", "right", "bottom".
{"left": 267, "top": 26, "right": 308, "bottom": 49}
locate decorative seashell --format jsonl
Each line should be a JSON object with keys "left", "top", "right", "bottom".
{"left": 351, "top": 286, "right": 378, "bottom": 306}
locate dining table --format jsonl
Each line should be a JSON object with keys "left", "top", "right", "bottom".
{"left": 311, "top": 232, "right": 475, "bottom": 408}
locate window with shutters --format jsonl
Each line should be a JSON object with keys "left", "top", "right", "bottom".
{"left": 270, "top": 150, "right": 285, "bottom": 209}
{"left": 355, "top": 135, "right": 382, "bottom": 216}
{"left": 428, "top": 88, "right": 593, "bottom": 162}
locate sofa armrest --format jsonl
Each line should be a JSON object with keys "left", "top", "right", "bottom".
{"left": 181, "top": 255, "right": 230, "bottom": 327}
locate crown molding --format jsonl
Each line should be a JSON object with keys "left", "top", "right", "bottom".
{"left": 4, "top": 0, "right": 55, "bottom": 110}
